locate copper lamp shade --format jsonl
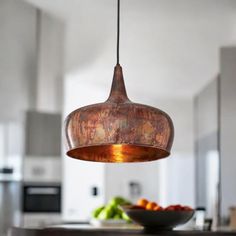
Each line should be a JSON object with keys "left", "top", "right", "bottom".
{"left": 65, "top": 64, "right": 174, "bottom": 163}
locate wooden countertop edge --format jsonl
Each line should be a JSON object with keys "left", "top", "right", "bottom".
{"left": 10, "top": 227, "right": 236, "bottom": 236}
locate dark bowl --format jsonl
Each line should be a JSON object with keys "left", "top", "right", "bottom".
{"left": 122, "top": 206, "right": 194, "bottom": 230}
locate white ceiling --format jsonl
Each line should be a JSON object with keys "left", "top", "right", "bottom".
{"left": 25, "top": 0, "right": 236, "bottom": 99}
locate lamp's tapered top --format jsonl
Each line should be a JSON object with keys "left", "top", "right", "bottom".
{"left": 107, "top": 64, "right": 129, "bottom": 103}
{"left": 64, "top": 65, "right": 174, "bottom": 163}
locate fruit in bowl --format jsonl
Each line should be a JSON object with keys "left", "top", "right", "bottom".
{"left": 91, "top": 196, "right": 132, "bottom": 225}
{"left": 135, "top": 198, "right": 193, "bottom": 211}
{"left": 121, "top": 198, "right": 194, "bottom": 230}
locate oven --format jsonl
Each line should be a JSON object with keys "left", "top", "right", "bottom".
{"left": 22, "top": 184, "right": 61, "bottom": 227}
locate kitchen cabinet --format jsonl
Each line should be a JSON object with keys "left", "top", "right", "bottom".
{"left": 220, "top": 47, "right": 236, "bottom": 219}
{"left": 25, "top": 111, "right": 61, "bottom": 157}
{"left": 194, "top": 77, "right": 219, "bottom": 221}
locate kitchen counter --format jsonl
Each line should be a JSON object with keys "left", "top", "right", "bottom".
{"left": 10, "top": 226, "right": 236, "bottom": 236}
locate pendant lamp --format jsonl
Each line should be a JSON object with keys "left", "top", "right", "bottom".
{"left": 64, "top": 0, "right": 174, "bottom": 162}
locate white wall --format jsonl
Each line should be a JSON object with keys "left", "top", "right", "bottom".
{"left": 26, "top": 0, "right": 236, "bottom": 98}
{"left": 60, "top": 0, "right": 236, "bottom": 98}
{"left": 105, "top": 162, "right": 160, "bottom": 204}
{"left": 154, "top": 99, "right": 195, "bottom": 207}
{"left": 62, "top": 79, "right": 107, "bottom": 222}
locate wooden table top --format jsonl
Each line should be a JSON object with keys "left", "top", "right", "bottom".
{"left": 10, "top": 225, "right": 236, "bottom": 236}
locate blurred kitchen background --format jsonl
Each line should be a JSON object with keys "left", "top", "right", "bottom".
{"left": 1, "top": 0, "right": 236, "bottom": 235}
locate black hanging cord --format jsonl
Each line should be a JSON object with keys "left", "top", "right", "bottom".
{"left": 117, "top": 0, "right": 120, "bottom": 65}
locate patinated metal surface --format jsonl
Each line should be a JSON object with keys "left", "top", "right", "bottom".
{"left": 65, "top": 64, "right": 174, "bottom": 162}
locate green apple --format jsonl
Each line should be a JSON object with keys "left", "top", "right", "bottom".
{"left": 92, "top": 206, "right": 104, "bottom": 218}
